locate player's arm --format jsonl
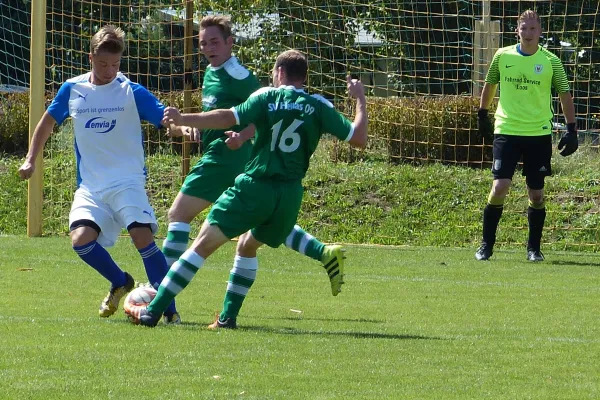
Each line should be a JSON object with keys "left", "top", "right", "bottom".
{"left": 479, "top": 50, "right": 500, "bottom": 110}
{"left": 557, "top": 91, "right": 578, "bottom": 156}
{"left": 163, "top": 108, "right": 237, "bottom": 132}
{"left": 559, "top": 92, "right": 576, "bottom": 125}
{"left": 18, "top": 111, "right": 57, "bottom": 180}
{"left": 552, "top": 58, "right": 578, "bottom": 156}
{"left": 19, "top": 81, "right": 72, "bottom": 179}
{"left": 479, "top": 83, "right": 497, "bottom": 111}
{"left": 347, "top": 77, "right": 368, "bottom": 149}
{"left": 224, "top": 124, "right": 256, "bottom": 150}
{"left": 167, "top": 125, "right": 201, "bottom": 143}
{"left": 318, "top": 76, "right": 368, "bottom": 149}
{"left": 552, "top": 60, "right": 576, "bottom": 125}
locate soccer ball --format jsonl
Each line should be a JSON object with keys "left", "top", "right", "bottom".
{"left": 123, "top": 286, "right": 157, "bottom": 324}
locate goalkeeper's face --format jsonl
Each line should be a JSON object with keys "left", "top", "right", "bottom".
{"left": 199, "top": 26, "right": 233, "bottom": 68}
{"left": 90, "top": 51, "right": 121, "bottom": 85}
{"left": 516, "top": 18, "right": 541, "bottom": 48}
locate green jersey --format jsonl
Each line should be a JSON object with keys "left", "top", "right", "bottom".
{"left": 485, "top": 44, "right": 570, "bottom": 136}
{"left": 233, "top": 86, "right": 354, "bottom": 181}
{"left": 201, "top": 56, "right": 261, "bottom": 147}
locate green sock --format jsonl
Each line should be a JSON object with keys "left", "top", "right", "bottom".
{"left": 284, "top": 224, "right": 325, "bottom": 262}
{"left": 148, "top": 249, "right": 204, "bottom": 315}
{"left": 220, "top": 256, "right": 258, "bottom": 321}
{"left": 161, "top": 222, "right": 191, "bottom": 267}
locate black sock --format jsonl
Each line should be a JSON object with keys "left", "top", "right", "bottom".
{"left": 527, "top": 206, "right": 546, "bottom": 251}
{"left": 482, "top": 204, "right": 503, "bottom": 247}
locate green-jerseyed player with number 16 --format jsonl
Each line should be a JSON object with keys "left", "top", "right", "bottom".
{"left": 130, "top": 49, "right": 368, "bottom": 328}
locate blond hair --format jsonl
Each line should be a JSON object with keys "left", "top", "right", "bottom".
{"left": 200, "top": 15, "right": 233, "bottom": 39}
{"left": 275, "top": 50, "right": 308, "bottom": 82}
{"left": 517, "top": 9, "right": 541, "bottom": 25}
{"left": 90, "top": 25, "right": 125, "bottom": 55}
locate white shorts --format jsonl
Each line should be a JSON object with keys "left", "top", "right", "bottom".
{"left": 69, "top": 184, "right": 158, "bottom": 248}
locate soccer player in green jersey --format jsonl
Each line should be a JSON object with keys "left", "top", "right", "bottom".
{"left": 475, "top": 10, "right": 578, "bottom": 262}
{"left": 162, "top": 18, "right": 347, "bottom": 325}
{"left": 133, "top": 49, "right": 368, "bottom": 327}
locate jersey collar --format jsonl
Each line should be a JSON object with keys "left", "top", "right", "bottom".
{"left": 208, "top": 56, "right": 237, "bottom": 71}
{"left": 278, "top": 85, "right": 305, "bottom": 93}
{"left": 516, "top": 44, "right": 539, "bottom": 56}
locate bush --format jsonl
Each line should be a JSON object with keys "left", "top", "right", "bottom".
{"left": 331, "top": 96, "right": 495, "bottom": 168}
{"left": 3, "top": 91, "right": 496, "bottom": 168}
{"left": 0, "top": 92, "right": 30, "bottom": 154}
{"left": 0, "top": 90, "right": 205, "bottom": 156}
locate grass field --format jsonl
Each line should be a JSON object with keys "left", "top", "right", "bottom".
{"left": 1, "top": 236, "right": 599, "bottom": 399}
{"left": 4, "top": 138, "right": 600, "bottom": 250}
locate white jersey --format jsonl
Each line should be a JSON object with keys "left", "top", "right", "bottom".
{"left": 47, "top": 72, "right": 164, "bottom": 192}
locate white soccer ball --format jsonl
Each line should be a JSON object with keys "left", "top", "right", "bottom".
{"left": 123, "top": 286, "right": 157, "bottom": 324}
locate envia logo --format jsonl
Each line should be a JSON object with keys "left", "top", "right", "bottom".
{"left": 85, "top": 117, "right": 117, "bottom": 134}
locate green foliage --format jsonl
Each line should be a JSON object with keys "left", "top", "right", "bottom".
{"left": 5, "top": 143, "right": 600, "bottom": 252}
{"left": 332, "top": 96, "right": 495, "bottom": 166}
{"left": 0, "top": 93, "right": 30, "bottom": 154}
{"left": 0, "top": 90, "right": 207, "bottom": 155}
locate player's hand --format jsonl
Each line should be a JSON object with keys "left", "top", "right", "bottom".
{"left": 18, "top": 160, "right": 35, "bottom": 180}
{"left": 558, "top": 123, "right": 578, "bottom": 157}
{"left": 224, "top": 130, "right": 244, "bottom": 150}
{"left": 477, "top": 108, "right": 493, "bottom": 138}
{"left": 162, "top": 107, "right": 183, "bottom": 127}
{"left": 346, "top": 75, "right": 365, "bottom": 100}
{"left": 184, "top": 126, "right": 201, "bottom": 143}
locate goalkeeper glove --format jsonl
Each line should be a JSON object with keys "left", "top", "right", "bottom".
{"left": 478, "top": 108, "right": 493, "bottom": 137}
{"left": 557, "top": 122, "right": 578, "bottom": 157}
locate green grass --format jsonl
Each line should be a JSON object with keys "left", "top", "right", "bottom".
{"left": 1, "top": 236, "right": 599, "bottom": 399}
{"left": 3, "top": 140, "right": 600, "bottom": 250}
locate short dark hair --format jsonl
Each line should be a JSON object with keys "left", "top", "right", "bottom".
{"left": 275, "top": 50, "right": 308, "bottom": 82}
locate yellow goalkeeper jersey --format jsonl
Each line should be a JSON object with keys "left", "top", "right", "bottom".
{"left": 485, "top": 44, "right": 570, "bottom": 136}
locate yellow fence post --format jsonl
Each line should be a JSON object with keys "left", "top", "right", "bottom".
{"left": 181, "top": 0, "right": 194, "bottom": 179}
{"left": 27, "top": 0, "right": 47, "bottom": 237}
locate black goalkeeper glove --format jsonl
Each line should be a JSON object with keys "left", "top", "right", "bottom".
{"left": 558, "top": 122, "right": 578, "bottom": 157}
{"left": 478, "top": 108, "right": 493, "bottom": 138}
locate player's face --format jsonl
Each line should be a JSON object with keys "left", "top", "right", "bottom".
{"left": 89, "top": 51, "right": 121, "bottom": 85}
{"left": 516, "top": 18, "right": 541, "bottom": 48}
{"left": 200, "top": 26, "right": 233, "bottom": 67}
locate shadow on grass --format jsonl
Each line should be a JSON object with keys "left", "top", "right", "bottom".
{"left": 266, "top": 316, "right": 385, "bottom": 324}
{"left": 547, "top": 260, "right": 600, "bottom": 267}
{"left": 239, "top": 325, "right": 441, "bottom": 340}
{"left": 116, "top": 319, "right": 441, "bottom": 340}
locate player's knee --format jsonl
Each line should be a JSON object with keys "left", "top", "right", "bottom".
{"left": 528, "top": 190, "right": 544, "bottom": 205}
{"left": 127, "top": 222, "right": 154, "bottom": 249}
{"left": 70, "top": 221, "right": 100, "bottom": 247}
{"left": 167, "top": 204, "right": 194, "bottom": 224}
{"left": 491, "top": 179, "right": 511, "bottom": 198}
{"left": 236, "top": 231, "right": 262, "bottom": 257}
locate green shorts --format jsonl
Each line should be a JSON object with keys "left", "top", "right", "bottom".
{"left": 206, "top": 173, "right": 304, "bottom": 248}
{"left": 180, "top": 139, "right": 252, "bottom": 203}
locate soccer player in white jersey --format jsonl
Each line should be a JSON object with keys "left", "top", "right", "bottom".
{"left": 18, "top": 25, "right": 181, "bottom": 323}
{"left": 475, "top": 10, "right": 577, "bottom": 262}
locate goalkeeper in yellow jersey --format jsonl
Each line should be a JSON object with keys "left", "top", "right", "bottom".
{"left": 475, "top": 10, "right": 577, "bottom": 262}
